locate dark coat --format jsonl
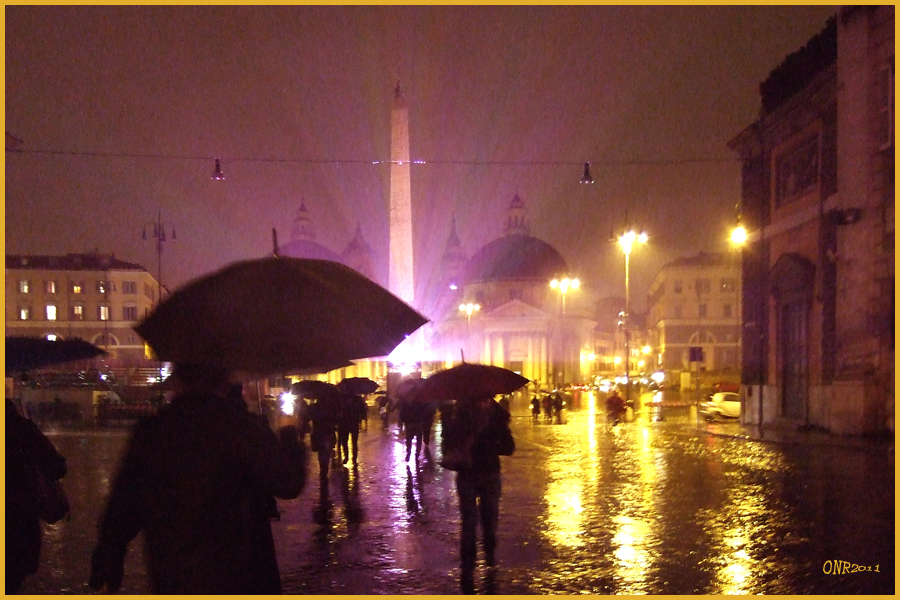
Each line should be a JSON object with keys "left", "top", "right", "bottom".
{"left": 90, "top": 392, "right": 304, "bottom": 594}
{"left": 6, "top": 400, "right": 67, "bottom": 593}
{"left": 444, "top": 400, "right": 514, "bottom": 474}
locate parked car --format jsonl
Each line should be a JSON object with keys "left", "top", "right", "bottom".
{"left": 700, "top": 392, "right": 741, "bottom": 421}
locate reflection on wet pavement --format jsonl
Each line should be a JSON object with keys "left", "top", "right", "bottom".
{"left": 20, "top": 394, "right": 894, "bottom": 594}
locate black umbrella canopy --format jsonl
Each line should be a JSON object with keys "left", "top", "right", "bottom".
{"left": 290, "top": 380, "right": 340, "bottom": 401}
{"left": 134, "top": 257, "right": 428, "bottom": 376}
{"left": 6, "top": 336, "right": 106, "bottom": 374}
{"left": 417, "top": 363, "right": 529, "bottom": 403}
{"left": 336, "top": 377, "right": 380, "bottom": 395}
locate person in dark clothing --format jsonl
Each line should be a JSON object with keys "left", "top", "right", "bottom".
{"left": 6, "top": 399, "right": 68, "bottom": 594}
{"left": 530, "top": 395, "right": 541, "bottom": 423}
{"left": 337, "top": 392, "right": 367, "bottom": 467}
{"left": 89, "top": 363, "right": 306, "bottom": 595}
{"left": 306, "top": 393, "right": 340, "bottom": 480}
{"left": 606, "top": 391, "right": 626, "bottom": 424}
{"left": 442, "top": 395, "right": 515, "bottom": 593}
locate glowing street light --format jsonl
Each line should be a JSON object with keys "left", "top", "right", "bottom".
{"left": 731, "top": 224, "right": 748, "bottom": 245}
{"left": 549, "top": 276, "right": 580, "bottom": 315}
{"left": 459, "top": 302, "right": 481, "bottom": 323}
{"left": 618, "top": 229, "right": 647, "bottom": 404}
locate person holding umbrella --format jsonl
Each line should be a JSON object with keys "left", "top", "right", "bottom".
{"left": 443, "top": 394, "right": 515, "bottom": 592}
{"left": 336, "top": 391, "right": 367, "bottom": 467}
{"left": 89, "top": 363, "right": 307, "bottom": 594}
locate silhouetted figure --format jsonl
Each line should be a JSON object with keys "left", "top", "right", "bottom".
{"left": 337, "top": 392, "right": 367, "bottom": 467}
{"left": 530, "top": 396, "right": 541, "bottom": 423}
{"left": 306, "top": 394, "right": 340, "bottom": 481}
{"left": 89, "top": 363, "right": 306, "bottom": 594}
{"left": 442, "top": 396, "right": 515, "bottom": 593}
{"left": 401, "top": 400, "right": 436, "bottom": 462}
{"left": 6, "top": 399, "right": 67, "bottom": 594}
{"left": 606, "top": 391, "right": 626, "bottom": 425}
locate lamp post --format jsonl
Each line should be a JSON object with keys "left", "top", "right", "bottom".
{"left": 459, "top": 302, "right": 480, "bottom": 360}
{"left": 550, "top": 276, "right": 579, "bottom": 387}
{"left": 142, "top": 211, "right": 175, "bottom": 386}
{"left": 618, "top": 230, "right": 647, "bottom": 406}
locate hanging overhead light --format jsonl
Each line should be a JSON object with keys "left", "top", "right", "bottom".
{"left": 211, "top": 158, "right": 225, "bottom": 181}
{"left": 580, "top": 162, "right": 593, "bottom": 184}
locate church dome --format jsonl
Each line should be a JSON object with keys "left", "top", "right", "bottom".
{"left": 278, "top": 239, "right": 344, "bottom": 263}
{"left": 464, "top": 233, "right": 569, "bottom": 283}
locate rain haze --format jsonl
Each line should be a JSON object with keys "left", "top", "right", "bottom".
{"left": 6, "top": 5, "right": 837, "bottom": 314}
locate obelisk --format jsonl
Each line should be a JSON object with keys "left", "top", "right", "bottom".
{"left": 389, "top": 79, "right": 414, "bottom": 307}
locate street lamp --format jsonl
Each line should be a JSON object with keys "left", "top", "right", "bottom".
{"left": 142, "top": 211, "right": 175, "bottom": 386}
{"left": 459, "top": 302, "right": 480, "bottom": 360}
{"left": 550, "top": 276, "right": 579, "bottom": 387}
{"left": 549, "top": 276, "right": 580, "bottom": 316}
{"left": 618, "top": 229, "right": 647, "bottom": 405}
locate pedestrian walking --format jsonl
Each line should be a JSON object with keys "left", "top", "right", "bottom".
{"left": 337, "top": 392, "right": 367, "bottom": 467}
{"left": 441, "top": 395, "right": 515, "bottom": 593}
{"left": 89, "top": 363, "right": 306, "bottom": 594}
{"left": 377, "top": 395, "right": 392, "bottom": 430}
{"left": 542, "top": 393, "right": 553, "bottom": 423}
{"left": 530, "top": 395, "right": 541, "bottom": 423}
{"left": 552, "top": 392, "right": 564, "bottom": 424}
{"left": 306, "top": 393, "right": 340, "bottom": 481}
{"left": 6, "top": 399, "right": 68, "bottom": 594}
{"left": 606, "top": 390, "right": 626, "bottom": 425}
{"left": 401, "top": 399, "right": 432, "bottom": 462}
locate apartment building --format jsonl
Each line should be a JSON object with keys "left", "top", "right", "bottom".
{"left": 6, "top": 253, "right": 159, "bottom": 363}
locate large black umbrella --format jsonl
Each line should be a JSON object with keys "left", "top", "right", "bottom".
{"left": 416, "top": 363, "right": 529, "bottom": 403}
{"left": 134, "top": 257, "right": 428, "bottom": 375}
{"left": 290, "top": 380, "right": 340, "bottom": 400}
{"left": 6, "top": 336, "right": 106, "bottom": 373}
{"left": 336, "top": 377, "right": 379, "bottom": 395}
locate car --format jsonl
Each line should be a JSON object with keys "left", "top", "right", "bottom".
{"left": 700, "top": 392, "right": 741, "bottom": 421}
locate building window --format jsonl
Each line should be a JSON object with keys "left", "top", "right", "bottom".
{"left": 72, "top": 282, "right": 84, "bottom": 294}
{"left": 97, "top": 281, "right": 108, "bottom": 294}
{"left": 775, "top": 134, "right": 820, "bottom": 207}
{"left": 99, "top": 305, "right": 110, "bottom": 321}
{"left": 673, "top": 280, "right": 683, "bottom": 294}
{"left": 698, "top": 304, "right": 707, "bottom": 318}
{"left": 723, "top": 303, "right": 733, "bottom": 318}
{"left": 123, "top": 305, "right": 138, "bottom": 321}
{"left": 122, "top": 281, "right": 137, "bottom": 294}
{"left": 673, "top": 305, "right": 683, "bottom": 319}
{"left": 18, "top": 280, "right": 30, "bottom": 293}
{"left": 45, "top": 280, "right": 57, "bottom": 294}
{"left": 721, "top": 278, "right": 736, "bottom": 292}
{"left": 46, "top": 305, "right": 58, "bottom": 321}
{"left": 72, "top": 305, "right": 84, "bottom": 320}
{"left": 19, "top": 306, "right": 31, "bottom": 320}
{"left": 696, "top": 279, "right": 711, "bottom": 294}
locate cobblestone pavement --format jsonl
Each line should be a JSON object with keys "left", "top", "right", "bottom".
{"left": 21, "top": 398, "right": 895, "bottom": 594}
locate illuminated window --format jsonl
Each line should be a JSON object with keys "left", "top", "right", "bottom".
{"left": 45, "top": 280, "right": 57, "bottom": 293}
{"left": 99, "top": 305, "right": 110, "bottom": 321}
{"left": 123, "top": 305, "right": 138, "bottom": 320}
{"left": 72, "top": 305, "right": 84, "bottom": 320}
{"left": 18, "top": 280, "right": 30, "bottom": 293}
{"left": 72, "top": 282, "right": 84, "bottom": 294}
{"left": 19, "top": 306, "right": 31, "bottom": 320}
{"left": 46, "top": 334, "right": 57, "bottom": 341}
{"left": 46, "top": 305, "right": 58, "bottom": 321}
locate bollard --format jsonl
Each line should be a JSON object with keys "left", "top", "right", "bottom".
{"left": 625, "top": 406, "right": 634, "bottom": 422}
{"left": 689, "top": 404, "right": 698, "bottom": 425}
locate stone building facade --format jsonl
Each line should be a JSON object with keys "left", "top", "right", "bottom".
{"left": 5, "top": 253, "right": 158, "bottom": 363}
{"left": 727, "top": 7, "right": 893, "bottom": 434}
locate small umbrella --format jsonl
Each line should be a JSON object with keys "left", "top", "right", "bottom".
{"left": 336, "top": 377, "right": 379, "bottom": 395}
{"left": 6, "top": 336, "right": 106, "bottom": 373}
{"left": 134, "top": 257, "right": 428, "bottom": 375}
{"left": 416, "top": 363, "right": 529, "bottom": 402}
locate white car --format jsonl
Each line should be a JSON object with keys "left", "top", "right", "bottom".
{"left": 700, "top": 392, "right": 741, "bottom": 421}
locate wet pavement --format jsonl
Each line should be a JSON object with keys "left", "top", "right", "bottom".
{"left": 20, "top": 395, "right": 895, "bottom": 594}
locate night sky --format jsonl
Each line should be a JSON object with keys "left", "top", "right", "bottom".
{"left": 6, "top": 6, "right": 836, "bottom": 315}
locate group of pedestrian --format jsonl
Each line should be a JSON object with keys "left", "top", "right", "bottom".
{"left": 530, "top": 391, "right": 566, "bottom": 424}
{"left": 7, "top": 366, "right": 517, "bottom": 596}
